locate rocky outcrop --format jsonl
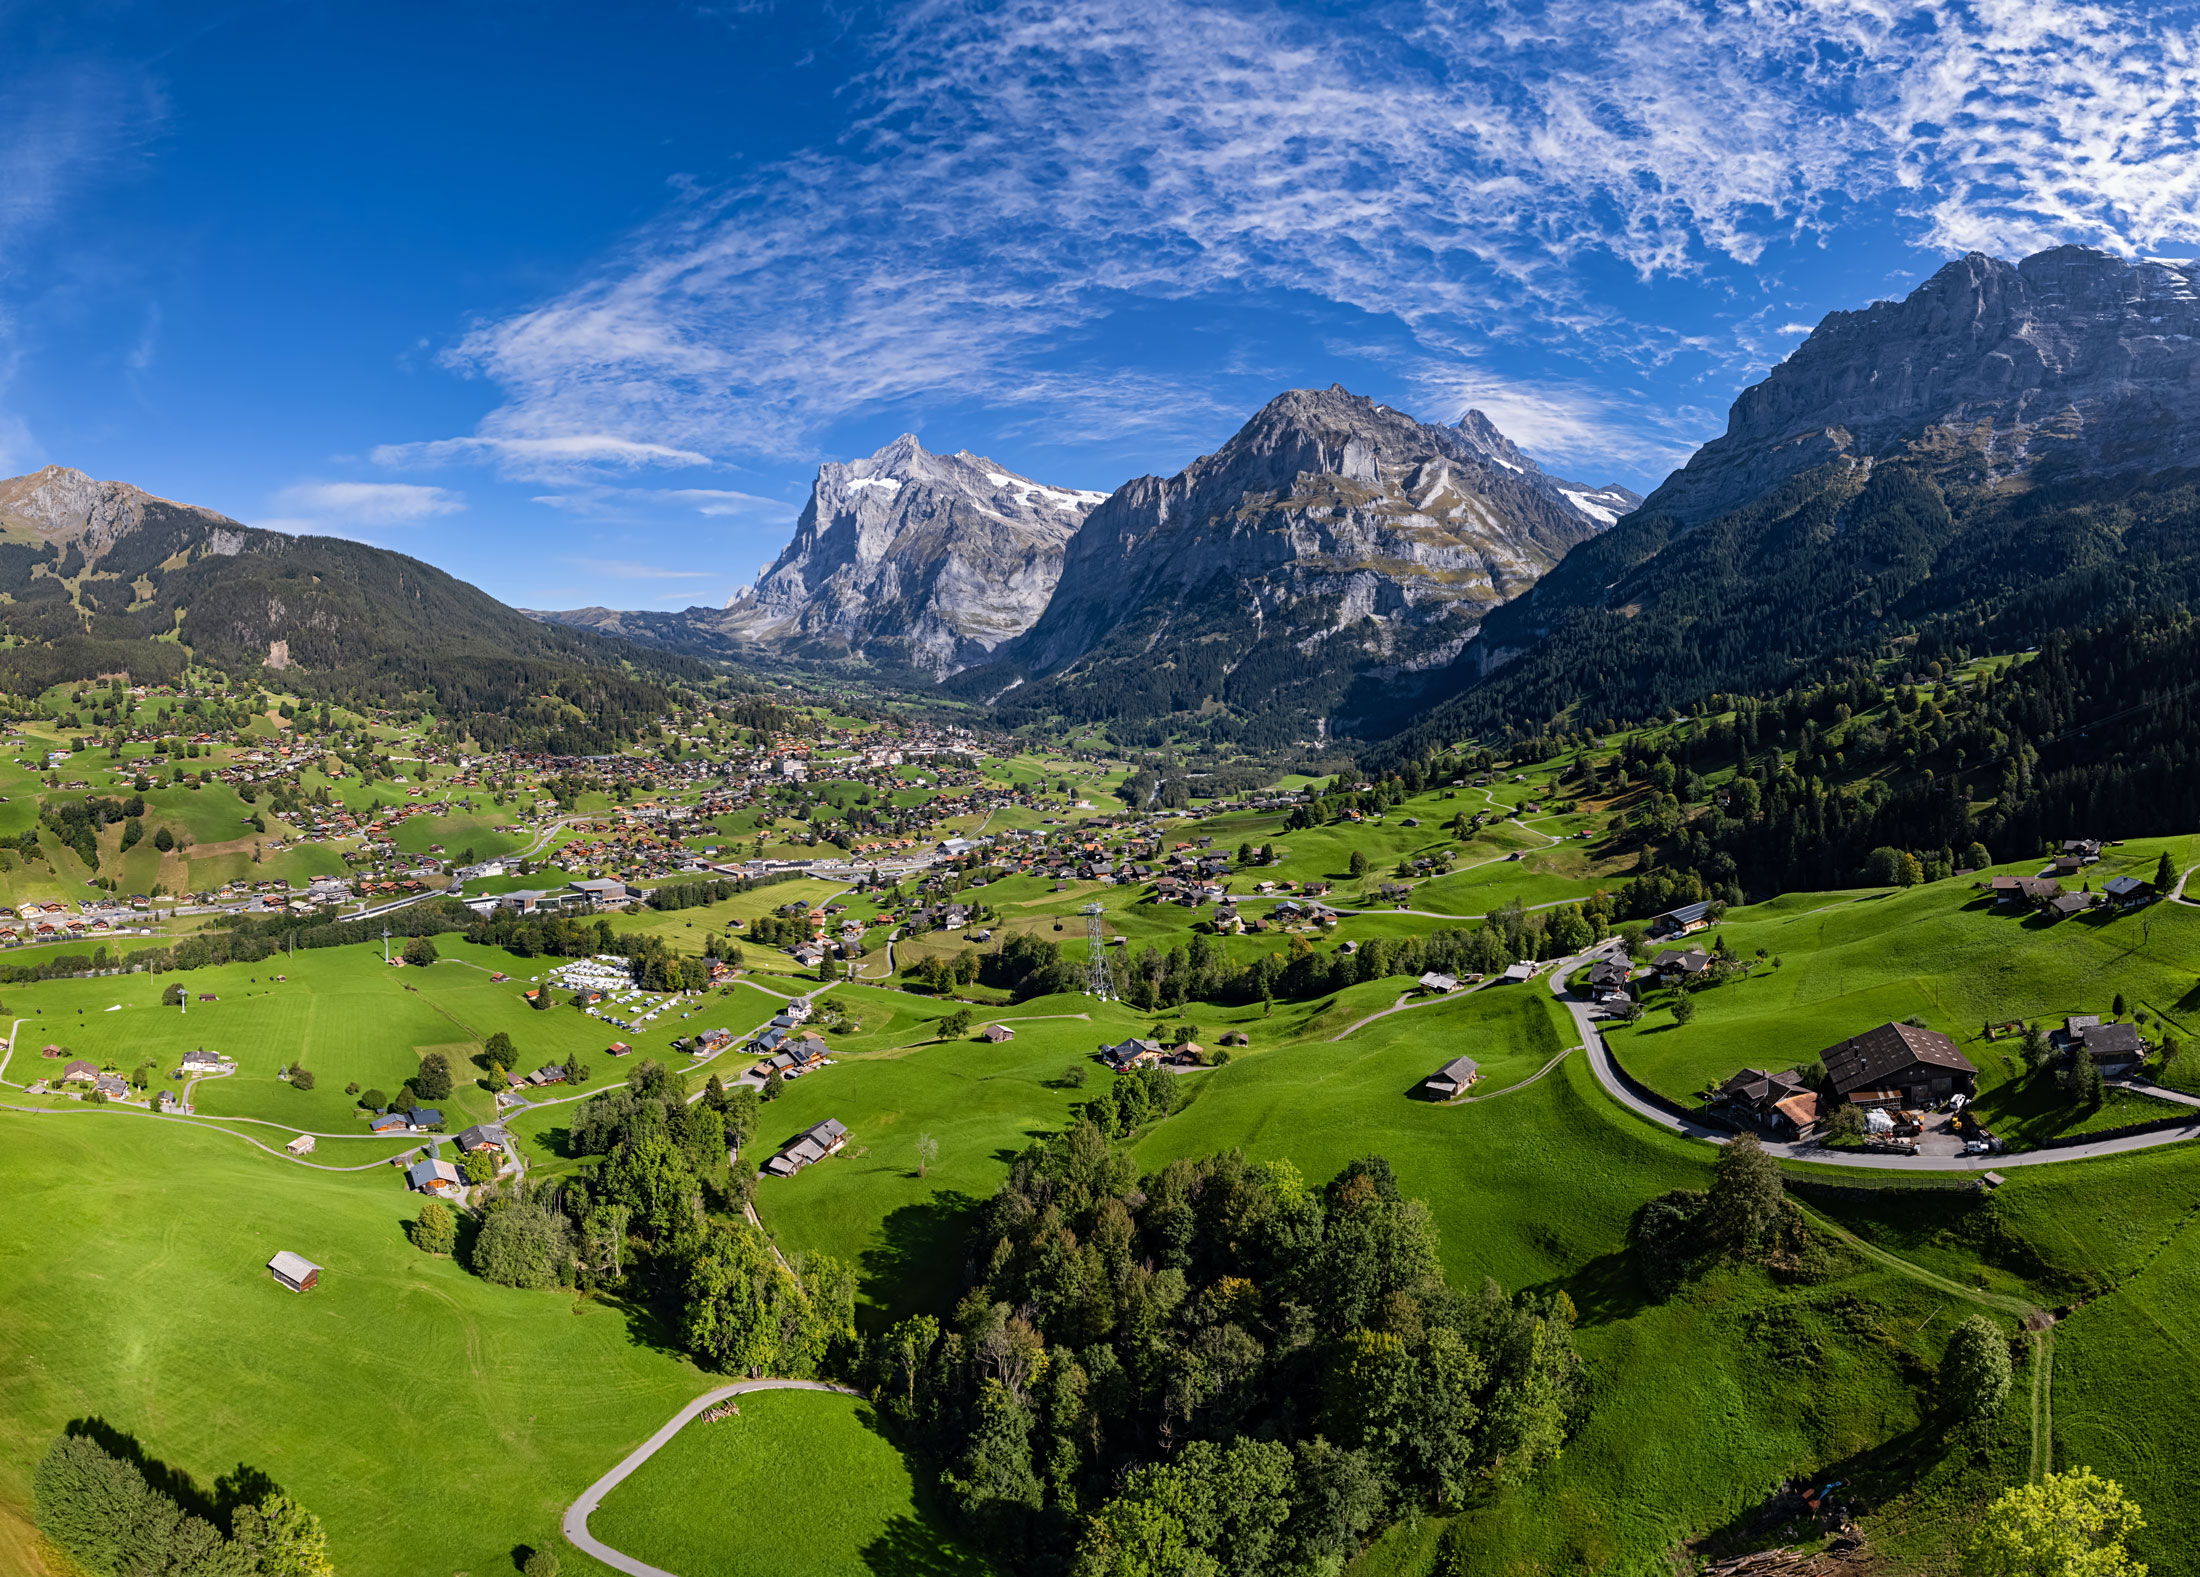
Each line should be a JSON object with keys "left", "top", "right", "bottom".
{"left": 714, "top": 435, "right": 1104, "bottom": 676}
{"left": 0, "top": 465, "right": 232, "bottom": 556}
{"left": 989, "top": 386, "right": 1624, "bottom": 731}
{"left": 1643, "top": 246, "right": 2200, "bottom": 524}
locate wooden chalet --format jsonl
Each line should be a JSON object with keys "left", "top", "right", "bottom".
{"left": 1819, "top": 1022, "right": 1977, "bottom": 1108}
{"left": 1422, "top": 1056, "right": 1481, "bottom": 1099}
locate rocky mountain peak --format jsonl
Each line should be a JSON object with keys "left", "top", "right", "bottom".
{"left": 1452, "top": 409, "right": 1539, "bottom": 474}
{"left": 993, "top": 385, "right": 1629, "bottom": 733}
{"left": 715, "top": 432, "right": 1106, "bottom": 677}
{"left": 1642, "top": 244, "right": 2200, "bottom": 524}
{"left": 0, "top": 465, "right": 241, "bottom": 560}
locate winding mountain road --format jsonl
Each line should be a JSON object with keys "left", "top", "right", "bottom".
{"left": 562, "top": 1379, "right": 862, "bottom": 1577}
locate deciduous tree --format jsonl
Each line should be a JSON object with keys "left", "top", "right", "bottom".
{"left": 1963, "top": 1467, "right": 2145, "bottom": 1577}
{"left": 1942, "top": 1315, "right": 2013, "bottom": 1421}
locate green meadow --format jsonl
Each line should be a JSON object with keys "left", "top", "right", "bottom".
{"left": 17, "top": 822, "right": 2200, "bottom": 1574}
{"left": 588, "top": 1389, "right": 995, "bottom": 1577}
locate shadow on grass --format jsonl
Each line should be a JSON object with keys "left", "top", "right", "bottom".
{"left": 854, "top": 1407, "right": 997, "bottom": 1576}
{"left": 862, "top": 1192, "right": 984, "bottom": 1326}
{"left": 1689, "top": 1415, "right": 1959, "bottom": 1559}
{"left": 1533, "top": 1248, "right": 1654, "bottom": 1330}
{"left": 63, "top": 1417, "right": 281, "bottom": 1532}
{"left": 600, "top": 1289, "right": 690, "bottom": 1358}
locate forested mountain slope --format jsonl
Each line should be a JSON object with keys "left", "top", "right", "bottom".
{"left": 0, "top": 466, "right": 701, "bottom": 749}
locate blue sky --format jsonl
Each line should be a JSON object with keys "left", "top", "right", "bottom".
{"left": 5, "top": 0, "right": 2199, "bottom": 612}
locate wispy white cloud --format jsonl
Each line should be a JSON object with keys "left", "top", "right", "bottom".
{"left": 526, "top": 483, "right": 801, "bottom": 525}
{"left": 420, "top": 0, "right": 2200, "bottom": 475}
{"left": 568, "top": 557, "right": 716, "bottom": 580}
{"left": 270, "top": 480, "right": 464, "bottom": 527}
{"left": 371, "top": 433, "right": 713, "bottom": 479}
{"left": 0, "top": 54, "right": 166, "bottom": 466}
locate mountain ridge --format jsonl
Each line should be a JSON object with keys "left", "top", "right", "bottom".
{"left": 971, "top": 385, "right": 1634, "bottom": 744}
{"left": 0, "top": 464, "right": 701, "bottom": 751}
{"left": 1368, "top": 244, "right": 2200, "bottom": 761}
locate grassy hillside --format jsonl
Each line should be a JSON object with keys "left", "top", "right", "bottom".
{"left": 1606, "top": 837, "right": 2200, "bottom": 1149}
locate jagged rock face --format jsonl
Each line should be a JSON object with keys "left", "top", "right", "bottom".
{"left": 0, "top": 465, "right": 226, "bottom": 555}
{"left": 1009, "top": 387, "right": 1617, "bottom": 702}
{"left": 1644, "top": 245, "right": 2200, "bottom": 524}
{"left": 721, "top": 434, "right": 1103, "bottom": 676}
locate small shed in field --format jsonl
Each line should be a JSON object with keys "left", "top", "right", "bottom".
{"left": 285, "top": 1134, "right": 316, "bottom": 1157}
{"left": 267, "top": 1251, "right": 321, "bottom": 1292}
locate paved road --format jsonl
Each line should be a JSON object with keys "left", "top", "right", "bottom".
{"left": 1546, "top": 942, "right": 2200, "bottom": 1171}
{"left": 562, "top": 1379, "right": 860, "bottom": 1577}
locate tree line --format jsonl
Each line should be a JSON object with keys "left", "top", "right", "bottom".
{"left": 417, "top": 1060, "right": 859, "bottom": 1382}
{"left": 34, "top": 1431, "right": 333, "bottom": 1577}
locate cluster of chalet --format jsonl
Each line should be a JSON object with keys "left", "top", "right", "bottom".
{"left": 1987, "top": 841, "right": 2159, "bottom": 920}
{"left": 405, "top": 1123, "right": 512, "bottom": 1194}
{"left": 756, "top": 1030, "right": 834, "bottom": 1079}
{"left": 748, "top": 1001, "right": 836, "bottom": 1079}
{"left": 1098, "top": 1034, "right": 1212, "bottom": 1071}
{"left": 55, "top": 1059, "right": 130, "bottom": 1099}
{"left": 763, "top": 1118, "right": 848, "bottom": 1177}
{"left": 1989, "top": 875, "right": 2094, "bottom": 920}
{"left": 1101, "top": 1037, "right": 1165, "bottom": 1071}
{"left": 1715, "top": 1022, "right": 1978, "bottom": 1139}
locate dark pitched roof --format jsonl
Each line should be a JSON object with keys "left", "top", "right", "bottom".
{"left": 1819, "top": 1023, "right": 1977, "bottom": 1096}
{"left": 2081, "top": 1021, "right": 2145, "bottom": 1058}
{"left": 1718, "top": 1067, "right": 1813, "bottom": 1109}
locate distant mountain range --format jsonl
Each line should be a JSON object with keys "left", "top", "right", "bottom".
{"left": 536, "top": 388, "right": 1639, "bottom": 741}
{"left": 538, "top": 436, "right": 1107, "bottom": 679}
{"left": 18, "top": 243, "right": 2194, "bottom": 759}
{"left": 0, "top": 466, "right": 697, "bottom": 751}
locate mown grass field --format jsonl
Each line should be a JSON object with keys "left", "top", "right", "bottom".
{"left": 0, "top": 1114, "right": 705, "bottom": 1577}
{"left": 589, "top": 1389, "right": 994, "bottom": 1577}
